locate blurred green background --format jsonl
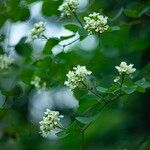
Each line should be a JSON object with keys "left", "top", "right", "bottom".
{"left": 0, "top": 0, "right": 150, "bottom": 149}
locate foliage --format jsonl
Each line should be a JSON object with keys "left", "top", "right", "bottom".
{"left": 0, "top": 0, "right": 150, "bottom": 150}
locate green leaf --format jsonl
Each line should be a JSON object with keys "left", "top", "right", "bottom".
{"left": 97, "top": 86, "right": 108, "bottom": 93}
{"left": 43, "top": 38, "right": 59, "bottom": 55}
{"left": 135, "top": 78, "right": 150, "bottom": 93}
{"left": 124, "top": 2, "right": 150, "bottom": 18}
{"left": 64, "top": 24, "right": 80, "bottom": 33}
{"left": 121, "top": 86, "right": 136, "bottom": 94}
{"left": 56, "top": 131, "right": 69, "bottom": 138}
{"left": 76, "top": 102, "right": 103, "bottom": 125}
{"left": 108, "top": 26, "right": 120, "bottom": 32}
{"left": 76, "top": 113, "right": 99, "bottom": 124}
{"left": 42, "top": 0, "right": 63, "bottom": 16}
{"left": 2, "top": 85, "right": 23, "bottom": 97}
{"left": 60, "top": 34, "right": 75, "bottom": 41}
{"left": 0, "top": 46, "right": 4, "bottom": 54}
{"left": 107, "top": 84, "right": 120, "bottom": 93}
{"left": 121, "top": 81, "right": 137, "bottom": 94}
{"left": 77, "top": 95, "right": 98, "bottom": 114}
{"left": 8, "top": 5, "right": 30, "bottom": 22}
{"left": 15, "top": 37, "right": 32, "bottom": 58}
{"left": 62, "top": 129, "right": 81, "bottom": 144}
{"left": 78, "top": 29, "right": 88, "bottom": 40}
{"left": 20, "top": 66, "right": 35, "bottom": 84}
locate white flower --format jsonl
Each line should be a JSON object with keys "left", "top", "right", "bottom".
{"left": 29, "top": 22, "right": 46, "bottom": 40}
{"left": 39, "top": 109, "right": 64, "bottom": 137}
{"left": 0, "top": 54, "right": 14, "bottom": 70}
{"left": 64, "top": 65, "right": 92, "bottom": 90}
{"left": 84, "top": 12, "right": 109, "bottom": 34}
{"left": 30, "top": 76, "right": 46, "bottom": 90}
{"left": 58, "top": 0, "right": 79, "bottom": 17}
{"left": 115, "top": 62, "right": 136, "bottom": 75}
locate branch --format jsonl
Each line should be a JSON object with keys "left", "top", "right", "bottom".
{"left": 72, "top": 11, "right": 84, "bottom": 28}
{"left": 81, "top": 81, "right": 105, "bottom": 102}
{"left": 61, "top": 38, "right": 80, "bottom": 50}
{"left": 81, "top": 101, "right": 110, "bottom": 133}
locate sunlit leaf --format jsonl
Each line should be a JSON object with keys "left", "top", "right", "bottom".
{"left": 64, "top": 24, "right": 80, "bottom": 33}
{"left": 43, "top": 38, "right": 59, "bottom": 55}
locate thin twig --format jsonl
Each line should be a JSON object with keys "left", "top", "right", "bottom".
{"left": 81, "top": 101, "right": 110, "bottom": 133}
{"left": 42, "top": 34, "right": 80, "bottom": 51}
{"left": 81, "top": 79, "right": 126, "bottom": 133}
{"left": 72, "top": 11, "right": 84, "bottom": 27}
{"left": 42, "top": 35, "right": 49, "bottom": 40}
{"left": 110, "top": 7, "right": 124, "bottom": 21}
{"left": 81, "top": 81, "right": 105, "bottom": 102}
{"left": 61, "top": 38, "right": 80, "bottom": 50}
{"left": 68, "top": 4, "right": 83, "bottom": 27}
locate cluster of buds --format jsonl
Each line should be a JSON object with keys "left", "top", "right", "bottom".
{"left": 30, "top": 76, "right": 46, "bottom": 90}
{"left": 29, "top": 22, "right": 46, "bottom": 40}
{"left": 84, "top": 12, "right": 109, "bottom": 34}
{"left": 0, "top": 54, "right": 14, "bottom": 70}
{"left": 58, "top": 0, "right": 79, "bottom": 18}
{"left": 114, "top": 62, "right": 136, "bottom": 82}
{"left": 64, "top": 65, "right": 92, "bottom": 90}
{"left": 39, "top": 109, "right": 64, "bottom": 137}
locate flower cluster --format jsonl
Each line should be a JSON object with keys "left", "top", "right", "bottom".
{"left": 64, "top": 65, "right": 92, "bottom": 90}
{"left": 29, "top": 22, "right": 46, "bottom": 40}
{"left": 115, "top": 62, "right": 136, "bottom": 75}
{"left": 58, "top": 0, "right": 79, "bottom": 18}
{"left": 30, "top": 76, "right": 46, "bottom": 90}
{"left": 84, "top": 12, "right": 109, "bottom": 34}
{"left": 39, "top": 109, "right": 64, "bottom": 137}
{"left": 114, "top": 62, "right": 136, "bottom": 82}
{"left": 0, "top": 54, "right": 14, "bottom": 70}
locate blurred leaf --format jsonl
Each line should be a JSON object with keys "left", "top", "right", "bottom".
{"left": 0, "top": 3, "right": 8, "bottom": 27}
{"left": 25, "top": 0, "right": 37, "bottom": 4}
{"left": 121, "top": 81, "right": 137, "bottom": 94}
{"left": 107, "top": 84, "right": 120, "bottom": 93}
{"left": 122, "top": 85, "right": 136, "bottom": 94}
{"left": 43, "top": 38, "right": 59, "bottom": 54}
{"left": 9, "top": 7, "right": 30, "bottom": 22}
{"left": 20, "top": 66, "right": 35, "bottom": 84}
{"left": 108, "top": 26, "right": 120, "bottom": 32}
{"left": 77, "top": 95, "right": 98, "bottom": 114}
{"left": 0, "top": 46, "right": 4, "bottom": 54}
{"left": 42, "top": 0, "right": 63, "bottom": 16}
{"left": 6, "top": 0, "right": 30, "bottom": 22}
{"left": 78, "top": 29, "right": 88, "bottom": 40}
{"left": 135, "top": 78, "right": 150, "bottom": 92}
{"left": 2, "top": 85, "right": 23, "bottom": 97}
{"left": 15, "top": 37, "right": 32, "bottom": 60}
{"left": 62, "top": 129, "right": 81, "bottom": 145}
{"left": 124, "top": 2, "right": 150, "bottom": 18}
{"left": 76, "top": 113, "right": 99, "bottom": 125}
{"left": 0, "top": 33, "right": 5, "bottom": 42}
{"left": 101, "top": 25, "right": 130, "bottom": 49}
{"left": 139, "top": 136, "right": 150, "bottom": 150}
{"left": 97, "top": 86, "right": 108, "bottom": 93}
{"left": 56, "top": 131, "right": 69, "bottom": 138}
